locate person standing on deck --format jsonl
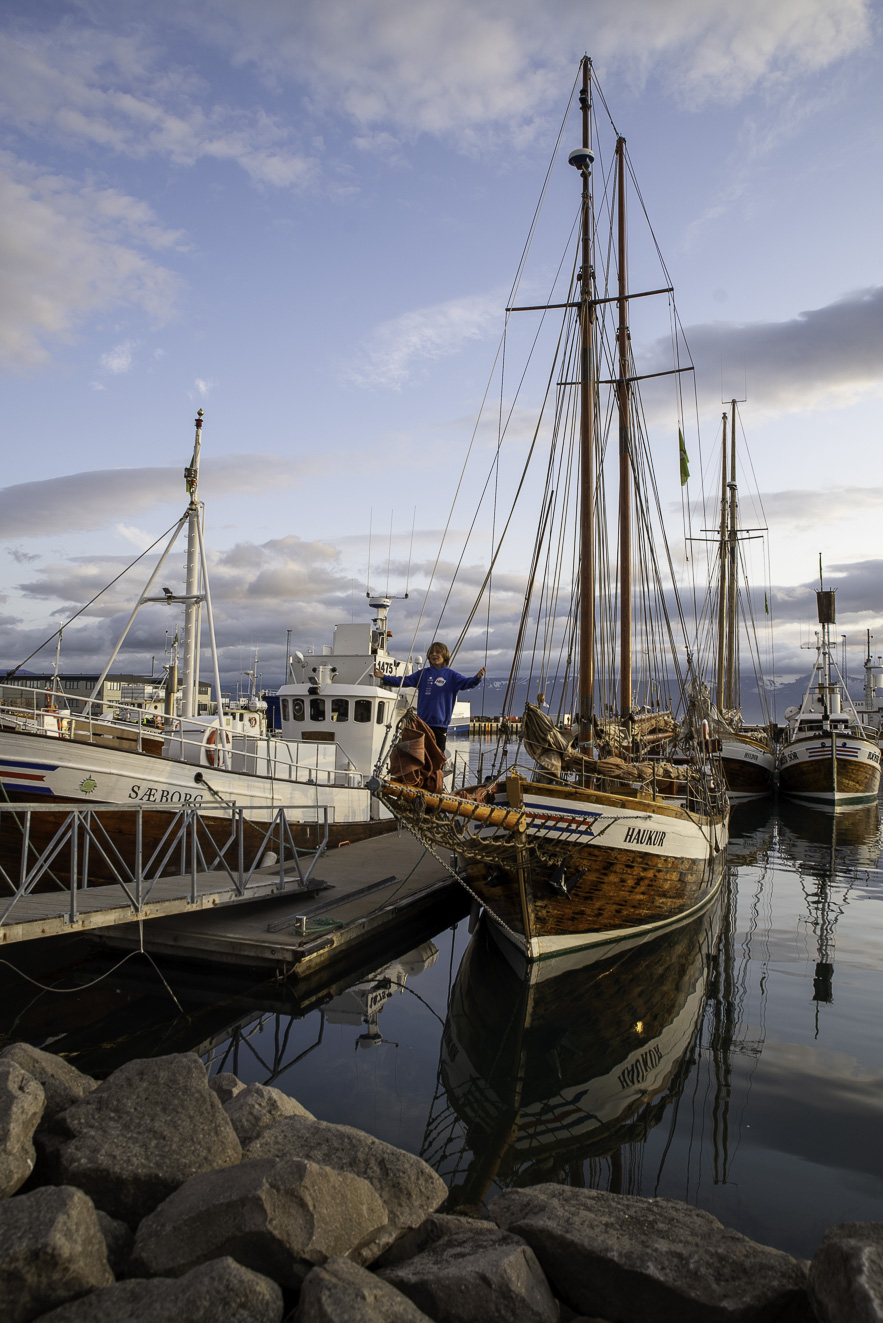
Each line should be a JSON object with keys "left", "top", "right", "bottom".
{"left": 374, "top": 642, "right": 485, "bottom": 752}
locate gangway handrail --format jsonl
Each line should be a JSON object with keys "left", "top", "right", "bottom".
{"left": 0, "top": 800, "right": 328, "bottom": 933}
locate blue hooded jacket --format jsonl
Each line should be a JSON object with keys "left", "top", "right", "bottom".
{"left": 383, "top": 665, "right": 483, "bottom": 727}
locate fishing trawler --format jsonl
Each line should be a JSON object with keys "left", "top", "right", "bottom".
{"left": 778, "top": 572, "right": 880, "bottom": 809}
{"left": 373, "top": 58, "right": 728, "bottom": 961}
{"left": 0, "top": 412, "right": 421, "bottom": 851}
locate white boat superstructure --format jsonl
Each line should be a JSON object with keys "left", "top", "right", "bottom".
{"left": 0, "top": 413, "right": 424, "bottom": 842}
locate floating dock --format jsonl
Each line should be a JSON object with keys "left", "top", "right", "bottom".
{"left": 91, "top": 831, "right": 464, "bottom": 984}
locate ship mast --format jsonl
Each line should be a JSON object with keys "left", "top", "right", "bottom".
{"left": 570, "top": 57, "right": 596, "bottom": 746}
{"left": 180, "top": 410, "right": 203, "bottom": 719}
{"left": 715, "top": 410, "right": 728, "bottom": 709}
{"left": 615, "top": 136, "right": 631, "bottom": 719}
{"left": 725, "top": 399, "right": 739, "bottom": 709}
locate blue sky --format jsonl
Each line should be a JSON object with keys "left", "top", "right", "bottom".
{"left": 1, "top": 0, "right": 881, "bottom": 693}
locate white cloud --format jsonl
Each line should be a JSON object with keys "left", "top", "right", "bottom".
{"left": 0, "top": 27, "right": 318, "bottom": 188}
{"left": 100, "top": 340, "right": 135, "bottom": 374}
{"left": 0, "top": 154, "right": 182, "bottom": 369}
{"left": 347, "top": 291, "right": 502, "bottom": 390}
{"left": 187, "top": 0, "right": 872, "bottom": 138}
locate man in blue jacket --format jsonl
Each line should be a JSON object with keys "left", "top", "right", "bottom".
{"left": 375, "top": 641, "right": 485, "bottom": 752}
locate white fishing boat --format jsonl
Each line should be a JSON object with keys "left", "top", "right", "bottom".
{"left": 778, "top": 571, "right": 880, "bottom": 809}
{"left": 0, "top": 412, "right": 420, "bottom": 853}
{"left": 374, "top": 58, "right": 728, "bottom": 961}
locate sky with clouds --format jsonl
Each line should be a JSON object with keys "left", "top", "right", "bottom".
{"left": 1, "top": 0, "right": 881, "bottom": 698}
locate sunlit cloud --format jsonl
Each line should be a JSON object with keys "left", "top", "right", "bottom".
{"left": 347, "top": 292, "right": 502, "bottom": 390}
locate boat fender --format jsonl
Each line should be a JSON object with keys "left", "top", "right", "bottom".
{"left": 701, "top": 719, "right": 710, "bottom": 744}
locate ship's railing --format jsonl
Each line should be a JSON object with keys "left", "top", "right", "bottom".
{"left": 0, "top": 800, "right": 328, "bottom": 933}
{"left": 0, "top": 682, "right": 367, "bottom": 789}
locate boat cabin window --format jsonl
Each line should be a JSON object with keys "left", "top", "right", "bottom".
{"left": 354, "top": 699, "right": 372, "bottom": 723}
{"left": 291, "top": 698, "right": 305, "bottom": 721}
{"left": 281, "top": 700, "right": 290, "bottom": 721}
{"left": 331, "top": 698, "right": 348, "bottom": 722}
{"left": 309, "top": 698, "right": 326, "bottom": 721}
{"left": 376, "top": 701, "right": 386, "bottom": 724}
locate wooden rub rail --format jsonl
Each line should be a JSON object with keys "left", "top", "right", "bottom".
{"left": 0, "top": 800, "right": 328, "bottom": 944}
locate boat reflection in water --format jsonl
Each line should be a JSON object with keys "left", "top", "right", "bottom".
{"left": 422, "top": 889, "right": 724, "bottom": 1212}
{"left": 775, "top": 796, "right": 880, "bottom": 1012}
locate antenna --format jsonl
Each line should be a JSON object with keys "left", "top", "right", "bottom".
{"left": 405, "top": 507, "right": 416, "bottom": 597}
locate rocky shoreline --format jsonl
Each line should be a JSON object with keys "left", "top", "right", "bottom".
{"left": 1, "top": 1044, "right": 879, "bottom": 1321}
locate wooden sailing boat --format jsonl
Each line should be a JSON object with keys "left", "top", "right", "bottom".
{"left": 705, "top": 401, "right": 776, "bottom": 797}
{"left": 778, "top": 565, "right": 881, "bottom": 808}
{"left": 373, "top": 59, "right": 728, "bottom": 960}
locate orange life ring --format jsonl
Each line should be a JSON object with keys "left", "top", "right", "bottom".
{"left": 205, "top": 727, "right": 229, "bottom": 767}
{"left": 248, "top": 715, "right": 258, "bottom": 729}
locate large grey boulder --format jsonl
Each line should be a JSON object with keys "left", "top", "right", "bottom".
{"left": 131, "top": 1155, "right": 388, "bottom": 1287}
{"left": 94, "top": 1209, "right": 133, "bottom": 1279}
{"left": 492, "top": 1185, "right": 813, "bottom": 1323}
{"left": 377, "top": 1212, "right": 559, "bottom": 1323}
{"left": 245, "top": 1114, "right": 447, "bottom": 1261}
{"left": 809, "top": 1221, "right": 883, "bottom": 1322}
{"left": 0, "top": 1059, "right": 45, "bottom": 1198}
{"left": 208, "top": 1071, "right": 246, "bottom": 1106}
{"left": 223, "top": 1081, "right": 314, "bottom": 1147}
{"left": 40, "top": 1053, "right": 242, "bottom": 1224}
{"left": 298, "top": 1256, "right": 434, "bottom": 1322}
{"left": 1, "top": 1044, "right": 96, "bottom": 1123}
{"left": 0, "top": 1184, "right": 113, "bottom": 1323}
{"left": 30, "top": 1256, "right": 283, "bottom": 1323}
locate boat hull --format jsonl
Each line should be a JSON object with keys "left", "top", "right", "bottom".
{"left": 378, "top": 778, "right": 727, "bottom": 959}
{"left": 0, "top": 728, "right": 395, "bottom": 876}
{"left": 720, "top": 735, "right": 775, "bottom": 799}
{"left": 778, "top": 733, "right": 881, "bottom": 808}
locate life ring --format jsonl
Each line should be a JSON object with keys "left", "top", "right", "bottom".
{"left": 248, "top": 715, "right": 258, "bottom": 729}
{"left": 205, "top": 727, "right": 230, "bottom": 767}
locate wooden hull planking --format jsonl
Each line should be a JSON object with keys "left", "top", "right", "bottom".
{"left": 778, "top": 734, "right": 881, "bottom": 807}
{"left": 378, "top": 777, "right": 727, "bottom": 959}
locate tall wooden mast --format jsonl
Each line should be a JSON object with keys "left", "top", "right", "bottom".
{"left": 715, "top": 410, "right": 728, "bottom": 709}
{"left": 616, "top": 136, "right": 631, "bottom": 719}
{"left": 571, "top": 58, "right": 596, "bottom": 745}
{"left": 725, "top": 399, "right": 738, "bottom": 709}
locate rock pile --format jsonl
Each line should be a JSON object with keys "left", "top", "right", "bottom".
{"left": 1, "top": 1043, "right": 880, "bottom": 1321}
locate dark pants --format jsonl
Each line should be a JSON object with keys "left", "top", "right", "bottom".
{"left": 428, "top": 726, "right": 447, "bottom": 752}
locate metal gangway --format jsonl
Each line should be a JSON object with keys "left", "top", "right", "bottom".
{"left": 0, "top": 800, "right": 328, "bottom": 945}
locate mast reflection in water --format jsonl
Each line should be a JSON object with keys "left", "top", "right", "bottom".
{"left": 422, "top": 893, "right": 724, "bottom": 1213}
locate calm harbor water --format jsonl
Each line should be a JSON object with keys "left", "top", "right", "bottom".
{"left": 3, "top": 756, "right": 883, "bottom": 1260}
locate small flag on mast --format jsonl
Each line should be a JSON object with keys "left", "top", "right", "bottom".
{"left": 678, "top": 428, "right": 690, "bottom": 486}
